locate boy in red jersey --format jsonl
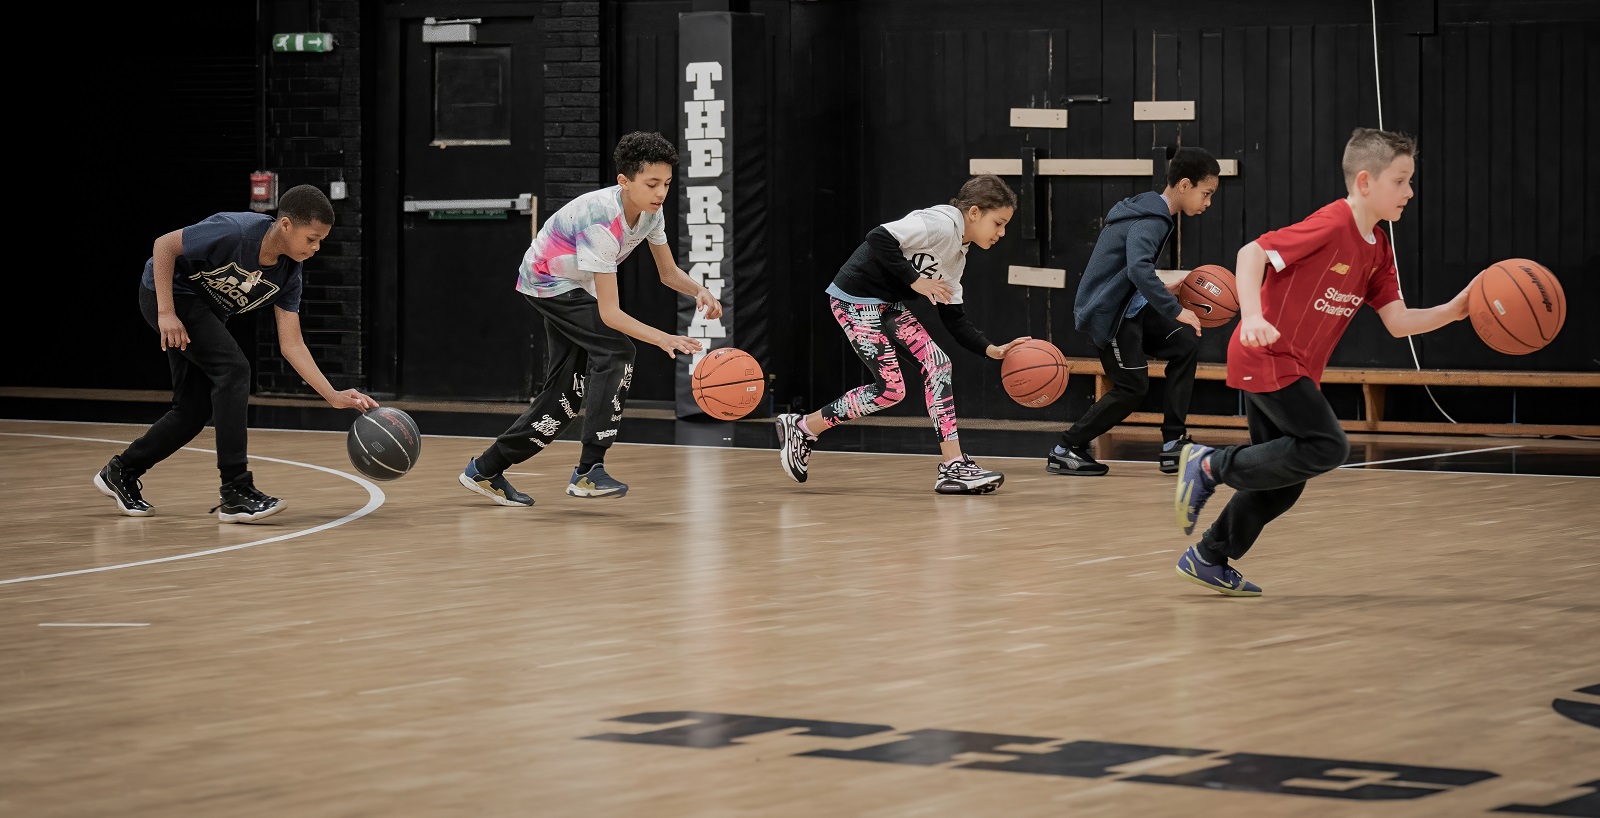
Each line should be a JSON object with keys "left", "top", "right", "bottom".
{"left": 1171, "top": 128, "right": 1471, "bottom": 596}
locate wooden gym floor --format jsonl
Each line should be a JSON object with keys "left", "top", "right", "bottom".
{"left": 1, "top": 415, "right": 1596, "bottom": 818}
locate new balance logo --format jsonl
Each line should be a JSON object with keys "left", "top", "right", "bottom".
{"left": 1329, "top": 262, "right": 1350, "bottom": 275}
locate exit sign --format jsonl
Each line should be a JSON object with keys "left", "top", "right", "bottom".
{"left": 273, "top": 33, "right": 334, "bottom": 53}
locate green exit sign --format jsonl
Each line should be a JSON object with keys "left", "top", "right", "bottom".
{"left": 273, "top": 33, "right": 334, "bottom": 53}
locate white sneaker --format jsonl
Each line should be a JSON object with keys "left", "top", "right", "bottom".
{"left": 935, "top": 457, "right": 1004, "bottom": 495}
{"left": 775, "top": 413, "right": 814, "bottom": 483}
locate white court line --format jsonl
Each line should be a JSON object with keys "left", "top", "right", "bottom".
{"left": 1341, "top": 444, "right": 1523, "bottom": 469}
{"left": 17, "top": 418, "right": 1578, "bottom": 474}
{"left": 0, "top": 431, "right": 385, "bottom": 586}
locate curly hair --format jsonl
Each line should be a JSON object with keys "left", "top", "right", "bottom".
{"left": 615, "top": 132, "right": 679, "bottom": 179}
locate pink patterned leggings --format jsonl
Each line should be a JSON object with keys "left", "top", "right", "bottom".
{"left": 819, "top": 297, "right": 958, "bottom": 442}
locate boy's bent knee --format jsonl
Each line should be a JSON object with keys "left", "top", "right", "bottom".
{"left": 1305, "top": 432, "right": 1350, "bottom": 473}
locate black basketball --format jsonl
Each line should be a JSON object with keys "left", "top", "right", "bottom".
{"left": 347, "top": 407, "right": 422, "bottom": 481}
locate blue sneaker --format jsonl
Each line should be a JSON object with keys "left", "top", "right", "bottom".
{"left": 459, "top": 458, "right": 534, "bottom": 506}
{"left": 1175, "top": 545, "right": 1262, "bottom": 596}
{"left": 567, "top": 463, "right": 629, "bottom": 498}
{"left": 1174, "top": 442, "right": 1217, "bottom": 535}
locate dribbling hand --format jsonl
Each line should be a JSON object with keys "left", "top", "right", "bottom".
{"left": 657, "top": 335, "right": 703, "bottom": 359}
{"left": 988, "top": 336, "right": 1034, "bottom": 359}
{"left": 330, "top": 389, "right": 380, "bottom": 411}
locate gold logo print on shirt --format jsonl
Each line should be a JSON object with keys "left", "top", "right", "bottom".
{"left": 189, "top": 262, "right": 280, "bottom": 312}
{"left": 1329, "top": 262, "right": 1350, "bottom": 275}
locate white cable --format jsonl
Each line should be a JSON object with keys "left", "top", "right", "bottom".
{"left": 1371, "top": 0, "right": 1459, "bottom": 424}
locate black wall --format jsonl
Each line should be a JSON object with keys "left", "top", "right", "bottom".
{"left": 12, "top": 0, "right": 1595, "bottom": 431}
{"left": 17, "top": 5, "right": 260, "bottom": 391}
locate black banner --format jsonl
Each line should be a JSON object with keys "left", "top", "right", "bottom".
{"left": 675, "top": 11, "right": 770, "bottom": 419}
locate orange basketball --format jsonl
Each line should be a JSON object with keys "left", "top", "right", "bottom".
{"left": 692, "top": 347, "right": 765, "bottom": 420}
{"left": 1178, "top": 264, "right": 1240, "bottom": 328}
{"left": 1000, "top": 339, "right": 1070, "bottom": 408}
{"left": 1468, "top": 258, "right": 1566, "bottom": 355}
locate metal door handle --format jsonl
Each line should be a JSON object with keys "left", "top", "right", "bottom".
{"left": 404, "top": 193, "right": 534, "bottom": 214}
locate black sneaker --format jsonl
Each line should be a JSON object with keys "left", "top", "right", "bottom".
{"left": 1046, "top": 444, "right": 1109, "bottom": 476}
{"left": 935, "top": 457, "right": 1005, "bottom": 494}
{"left": 210, "top": 471, "right": 285, "bottom": 523}
{"left": 94, "top": 456, "right": 153, "bottom": 517}
{"left": 1159, "top": 437, "right": 1194, "bottom": 475}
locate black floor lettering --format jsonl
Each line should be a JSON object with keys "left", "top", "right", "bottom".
{"left": 582, "top": 711, "right": 893, "bottom": 749}
{"left": 800, "top": 728, "right": 1058, "bottom": 766}
{"left": 959, "top": 739, "right": 1213, "bottom": 779}
{"left": 1127, "top": 751, "right": 1498, "bottom": 800}
{"left": 1492, "top": 779, "right": 1600, "bottom": 817}
{"left": 1554, "top": 699, "right": 1600, "bottom": 730}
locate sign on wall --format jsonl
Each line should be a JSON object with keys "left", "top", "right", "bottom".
{"left": 675, "top": 11, "right": 770, "bottom": 419}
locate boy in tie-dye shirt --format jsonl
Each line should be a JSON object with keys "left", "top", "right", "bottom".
{"left": 459, "top": 132, "right": 722, "bottom": 507}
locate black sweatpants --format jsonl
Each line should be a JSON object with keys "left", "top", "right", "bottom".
{"left": 474, "top": 290, "right": 636, "bottom": 476}
{"left": 1063, "top": 305, "right": 1199, "bottom": 447}
{"left": 1197, "top": 377, "right": 1350, "bottom": 563}
{"left": 120, "top": 285, "right": 253, "bottom": 484}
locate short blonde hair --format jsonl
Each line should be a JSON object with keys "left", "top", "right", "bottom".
{"left": 1343, "top": 127, "right": 1416, "bottom": 186}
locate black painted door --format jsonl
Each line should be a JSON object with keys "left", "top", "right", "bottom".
{"left": 391, "top": 10, "right": 548, "bottom": 401}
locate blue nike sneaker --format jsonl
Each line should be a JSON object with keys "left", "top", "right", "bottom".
{"left": 459, "top": 458, "right": 534, "bottom": 506}
{"left": 1175, "top": 545, "right": 1262, "bottom": 596}
{"left": 567, "top": 463, "right": 629, "bottom": 498}
{"left": 1174, "top": 442, "right": 1217, "bottom": 535}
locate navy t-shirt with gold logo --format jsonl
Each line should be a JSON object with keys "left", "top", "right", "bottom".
{"left": 140, "top": 212, "right": 303, "bottom": 319}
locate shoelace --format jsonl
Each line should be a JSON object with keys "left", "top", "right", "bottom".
{"left": 946, "top": 458, "right": 989, "bottom": 479}
{"left": 212, "top": 481, "right": 275, "bottom": 513}
{"left": 118, "top": 473, "right": 146, "bottom": 499}
{"left": 236, "top": 483, "right": 273, "bottom": 504}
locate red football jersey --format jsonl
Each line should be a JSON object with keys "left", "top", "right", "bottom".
{"left": 1226, "top": 200, "right": 1403, "bottom": 392}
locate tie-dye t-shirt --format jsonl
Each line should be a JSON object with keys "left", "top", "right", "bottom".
{"left": 515, "top": 185, "right": 668, "bottom": 299}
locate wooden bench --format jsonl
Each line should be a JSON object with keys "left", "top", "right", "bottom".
{"left": 1064, "top": 357, "right": 1600, "bottom": 437}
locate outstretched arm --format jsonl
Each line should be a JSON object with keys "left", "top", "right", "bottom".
{"left": 649, "top": 242, "right": 722, "bottom": 319}
{"left": 1376, "top": 282, "right": 1471, "bottom": 337}
{"left": 274, "top": 306, "right": 379, "bottom": 410}
{"left": 592, "top": 272, "right": 702, "bottom": 359}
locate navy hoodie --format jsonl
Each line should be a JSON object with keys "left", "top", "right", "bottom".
{"left": 1073, "top": 191, "right": 1183, "bottom": 348}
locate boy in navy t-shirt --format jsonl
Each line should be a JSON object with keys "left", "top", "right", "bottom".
{"left": 95, "top": 184, "right": 378, "bottom": 523}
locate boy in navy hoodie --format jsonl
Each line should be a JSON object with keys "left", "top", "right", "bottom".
{"left": 1046, "top": 147, "right": 1221, "bottom": 476}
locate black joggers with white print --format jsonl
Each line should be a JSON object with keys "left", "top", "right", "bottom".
{"left": 474, "top": 290, "right": 637, "bottom": 476}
